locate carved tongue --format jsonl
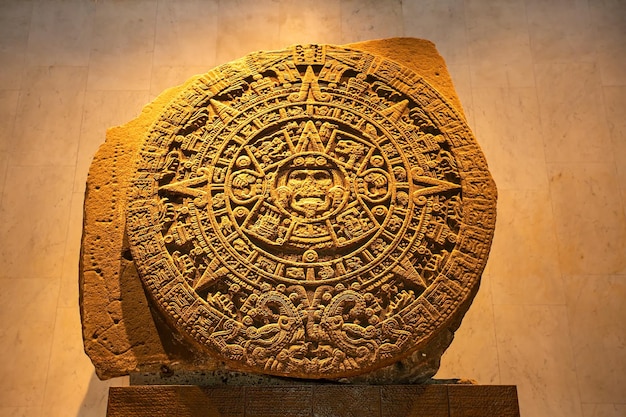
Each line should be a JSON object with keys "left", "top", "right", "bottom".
{"left": 300, "top": 197, "right": 323, "bottom": 206}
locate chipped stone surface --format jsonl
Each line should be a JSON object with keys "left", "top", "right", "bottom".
{"left": 80, "top": 38, "right": 496, "bottom": 381}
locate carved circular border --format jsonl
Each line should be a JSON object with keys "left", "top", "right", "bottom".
{"left": 126, "top": 44, "right": 497, "bottom": 378}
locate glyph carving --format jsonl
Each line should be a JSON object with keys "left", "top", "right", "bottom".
{"left": 103, "top": 42, "right": 496, "bottom": 380}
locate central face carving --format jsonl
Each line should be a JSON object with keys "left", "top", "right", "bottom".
{"left": 287, "top": 168, "right": 332, "bottom": 214}
{"left": 274, "top": 153, "right": 347, "bottom": 220}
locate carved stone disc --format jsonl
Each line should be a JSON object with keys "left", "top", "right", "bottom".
{"left": 126, "top": 44, "right": 497, "bottom": 379}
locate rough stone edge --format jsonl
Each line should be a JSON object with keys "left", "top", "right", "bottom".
{"left": 80, "top": 76, "right": 212, "bottom": 379}
{"left": 347, "top": 38, "right": 468, "bottom": 122}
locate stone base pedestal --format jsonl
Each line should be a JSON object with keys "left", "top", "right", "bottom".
{"left": 106, "top": 384, "right": 520, "bottom": 417}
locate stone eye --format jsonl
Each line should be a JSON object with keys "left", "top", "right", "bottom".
{"left": 290, "top": 171, "right": 307, "bottom": 181}
{"left": 314, "top": 172, "right": 330, "bottom": 181}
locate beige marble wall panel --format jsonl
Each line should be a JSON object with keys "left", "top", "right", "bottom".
{"left": 565, "top": 275, "right": 626, "bottom": 403}
{"left": 536, "top": 62, "right": 613, "bottom": 163}
{"left": 582, "top": 404, "right": 626, "bottom": 417}
{"left": 12, "top": 66, "right": 87, "bottom": 167}
{"left": 0, "top": 278, "right": 59, "bottom": 407}
{"left": 436, "top": 275, "right": 500, "bottom": 384}
{"left": 74, "top": 90, "right": 149, "bottom": 192}
{"left": 149, "top": 66, "right": 208, "bottom": 99}
{"left": 590, "top": 0, "right": 626, "bottom": 86}
{"left": 0, "top": 408, "right": 40, "bottom": 417}
{"left": 26, "top": 0, "right": 94, "bottom": 67}
{"left": 58, "top": 192, "right": 85, "bottom": 309}
{"left": 0, "top": 166, "right": 73, "bottom": 279}
{"left": 446, "top": 64, "right": 474, "bottom": 127}
{"left": 494, "top": 304, "right": 583, "bottom": 417}
{"left": 216, "top": 0, "right": 280, "bottom": 64}
{"left": 525, "top": 0, "right": 595, "bottom": 63}
{"left": 0, "top": 1, "right": 32, "bottom": 89}
{"left": 43, "top": 307, "right": 128, "bottom": 417}
{"left": 548, "top": 163, "right": 626, "bottom": 275}
{"left": 466, "top": 0, "right": 534, "bottom": 88}
{"left": 401, "top": 0, "right": 468, "bottom": 66}
{"left": 279, "top": 0, "right": 342, "bottom": 46}
{"left": 0, "top": 92, "right": 13, "bottom": 198}
{"left": 473, "top": 87, "right": 548, "bottom": 190}
{"left": 0, "top": 90, "right": 20, "bottom": 152}
{"left": 154, "top": 0, "right": 218, "bottom": 67}
{"left": 489, "top": 189, "right": 565, "bottom": 305}
{"left": 0, "top": 153, "right": 7, "bottom": 206}
{"left": 340, "top": 0, "right": 404, "bottom": 43}
{"left": 603, "top": 86, "right": 626, "bottom": 206}
{"left": 87, "top": 0, "right": 157, "bottom": 90}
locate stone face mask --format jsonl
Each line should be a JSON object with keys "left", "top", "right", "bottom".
{"left": 80, "top": 39, "right": 497, "bottom": 382}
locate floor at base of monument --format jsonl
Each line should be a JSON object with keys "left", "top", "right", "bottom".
{"left": 107, "top": 384, "right": 520, "bottom": 417}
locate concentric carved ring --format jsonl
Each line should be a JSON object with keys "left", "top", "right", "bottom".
{"left": 126, "top": 44, "right": 496, "bottom": 378}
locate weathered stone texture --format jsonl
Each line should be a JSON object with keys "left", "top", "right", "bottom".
{"left": 81, "top": 38, "right": 496, "bottom": 381}
{"left": 80, "top": 80, "right": 222, "bottom": 378}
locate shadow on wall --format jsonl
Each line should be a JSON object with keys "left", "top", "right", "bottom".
{"left": 77, "top": 372, "right": 124, "bottom": 417}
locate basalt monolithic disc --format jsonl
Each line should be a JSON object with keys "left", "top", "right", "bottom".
{"left": 82, "top": 39, "right": 497, "bottom": 380}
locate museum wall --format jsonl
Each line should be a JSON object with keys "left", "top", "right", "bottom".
{"left": 0, "top": 1, "right": 624, "bottom": 417}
